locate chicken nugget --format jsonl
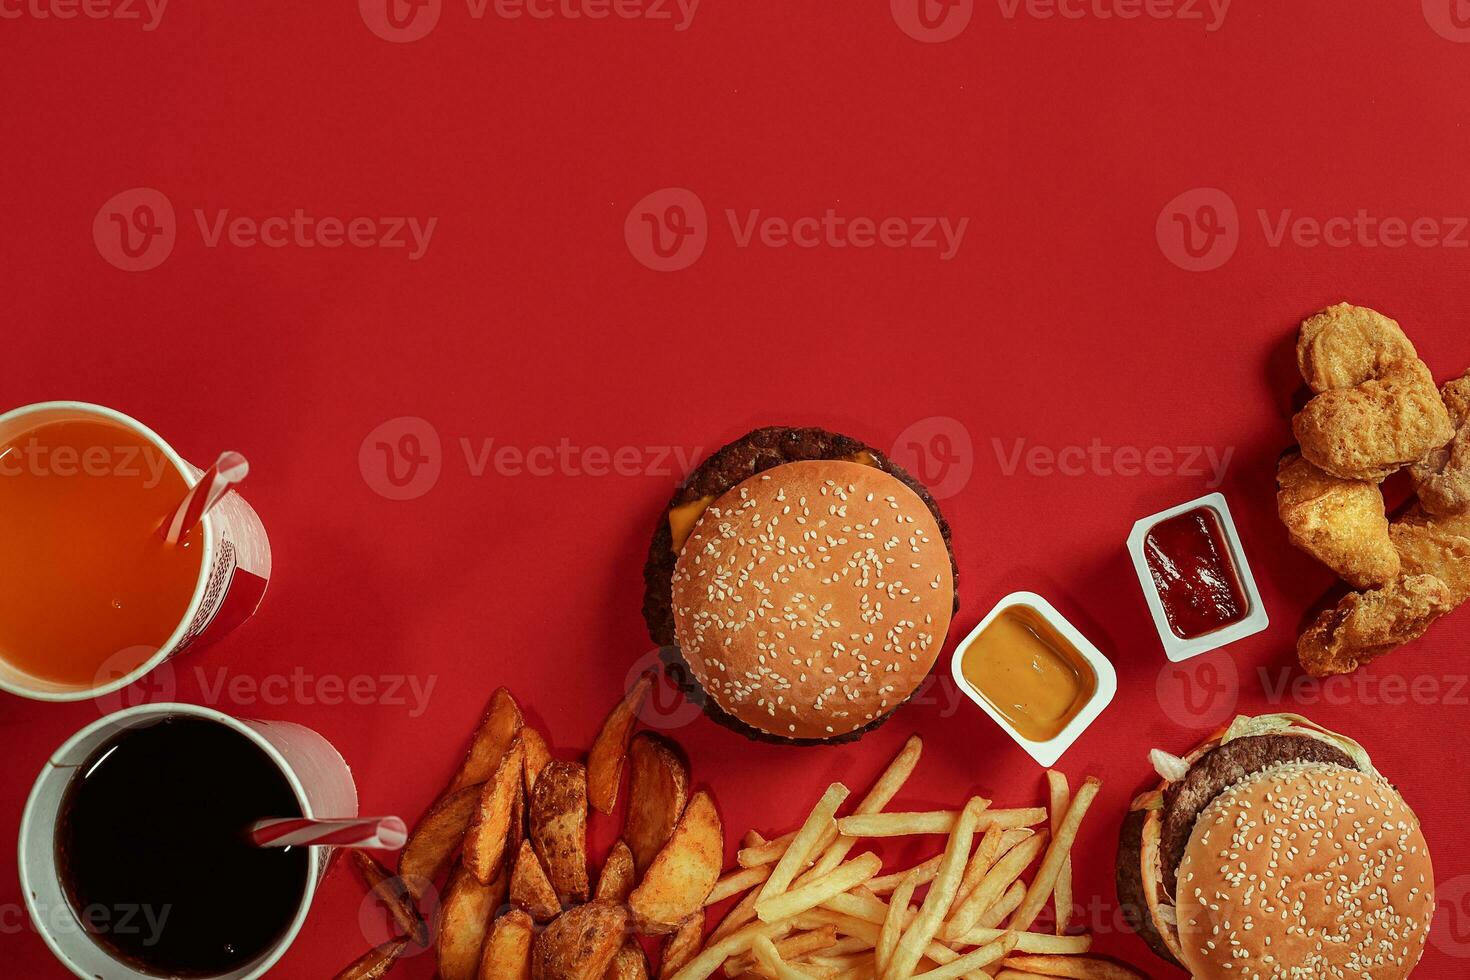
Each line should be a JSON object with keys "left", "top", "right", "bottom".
{"left": 1276, "top": 451, "right": 1399, "bottom": 589}
{"left": 1297, "top": 574, "right": 1457, "bottom": 677}
{"left": 1410, "top": 373, "right": 1470, "bottom": 516}
{"left": 1392, "top": 507, "right": 1470, "bottom": 602}
{"left": 1293, "top": 359, "right": 1454, "bottom": 481}
{"left": 1297, "top": 303, "right": 1418, "bottom": 393}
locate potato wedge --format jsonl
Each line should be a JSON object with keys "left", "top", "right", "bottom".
{"left": 349, "top": 851, "right": 429, "bottom": 947}
{"left": 628, "top": 789, "right": 723, "bottom": 935}
{"left": 450, "top": 688, "right": 524, "bottom": 794}
{"left": 465, "top": 737, "right": 526, "bottom": 883}
{"left": 604, "top": 942, "right": 650, "bottom": 980}
{"left": 333, "top": 937, "right": 410, "bottom": 980}
{"left": 399, "top": 784, "right": 482, "bottom": 899}
{"left": 437, "top": 861, "right": 507, "bottom": 980}
{"left": 595, "top": 840, "right": 637, "bottom": 904}
{"left": 511, "top": 839, "right": 562, "bottom": 922}
{"left": 480, "top": 909, "right": 535, "bottom": 980}
{"left": 522, "top": 726, "right": 554, "bottom": 794}
{"left": 659, "top": 911, "right": 705, "bottom": 980}
{"left": 530, "top": 761, "right": 591, "bottom": 904}
{"left": 625, "top": 733, "right": 690, "bottom": 876}
{"left": 532, "top": 901, "right": 628, "bottom": 980}
{"left": 588, "top": 675, "right": 653, "bottom": 814}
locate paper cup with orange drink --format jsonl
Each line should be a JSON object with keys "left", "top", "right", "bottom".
{"left": 0, "top": 402, "right": 272, "bottom": 702}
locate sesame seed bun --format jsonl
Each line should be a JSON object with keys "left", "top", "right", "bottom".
{"left": 670, "top": 459, "right": 955, "bottom": 741}
{"left": 1174, "top": 762, "right": 1434, "bottom": 980}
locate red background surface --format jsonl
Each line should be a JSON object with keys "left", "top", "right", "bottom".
{"left": 5, "top": 1, "right": 1470, "bottom": 976}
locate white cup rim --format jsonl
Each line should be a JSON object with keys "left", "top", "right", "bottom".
{"left": 18, "top": 703, "right": 324, "bottom": 980}
{"left": 0, "top": 401, "right": 217, "bottom": 702}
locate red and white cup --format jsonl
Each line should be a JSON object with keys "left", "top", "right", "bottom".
{"left": 0, "top": 402, "right": 273, "bottom": 702}
{"left": 19, "top": 703, "right": 359, "bottom": 980}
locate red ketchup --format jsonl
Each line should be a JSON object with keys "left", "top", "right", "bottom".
{"left": 1144, "top": 508, "right": 1248, "bottom": 639}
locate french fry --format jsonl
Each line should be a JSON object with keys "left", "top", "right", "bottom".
{"left": 659, "top": 910, "right": 705, "bottom": 980}
{"left": 629, "top": 790, "right": 724, "bottom": 935}
{"left": 530, "top": 761, "right": 591, "bottom": 904}
{"left": 978, "top": 880, "right": 1026, "bottom": 930}
{"left": 510, "top": 839, "right": 561, "bottom": 922}
{"left": 726, "top": 925, "right": 838, "bottom": 975}
{"left": 667, "top": 918, "right": 788, "bottom": 980}
{"left": 709, "top": 883, "right": 762, "bottom": 943}
{"left": 348, "top": 851, "right": 428, "bottom": 947}
{"left": 950, "top": 929, "right": 1091, "bottom": 954}
{"left": 464, "top": 737, "right": 525, "bottom": 883}
{"left": 479, "top": 909, "right": 534, "bottom": 980}
{"left": 758, "top": 784, "right": 851, "bottom": 904}
{"left": 588, "top": 675, "right": 653, "bottom": 814}
{"left": 868, "top": 855, "right": 943, "bottom": 895}
{"left": 1000, "top": 954, "right": 1147, "bottom": 979}
{"left": 910, "top": 933, "right": 1017, "bottom": 980}
{"left": 437, "top": 862, "right": 506, "bottom": 980}
{"left": 1008, "top": 777, "right": 1101, "bottom": 932}
{"left": 820, "top": 889, "right": 898, "bottom": 927}
{"left": 877, "top": 869, "right": 920, "bottom": 976}
{"left": 596, "top": 840, "right": 637, "bottom": 904}
{"left": 707, "top": 864, "right": 772, "bottom": 906}
{"left": 836, "top": 805, "right": 1046, "bottom": 838}
{"left": 796, "top": 909, "right": 957, "bottom": 969}
{"left": 753, "top": 936, "right": 822, "bottom": 980}
{"left": 756, "top": 853, "right": 882, "bottom": 924}
{"left": 885, "top": 797, "right": 984, "bottom": 980}
{"left": 521, "top": 726, "right": 553, "bottom": 795}
{"left": 742, "top": 829, "right": 769, "bottom": 849}
{"left": 448, "top": 687, "right": 523, "bottom": 794}
{"left": 532, "top": 901, "right": 628, "bottom": 980}
{"left": 626, "top": 733, "right": 691, "bottom": 876}
{"left": 955, "top": 824, "right": 1003, "bottom": 909}
{"left": 1046, "top": 770, "right": 1073, "bottom": 936}
{"left": 738, "top": 830, "right": 802, "bottom": 868}
{"left": 943, "top": 832, "right": 1048, "bottom": 941}
{"left": 333, "top": 937, "right": 410, "bottom": 980}
{"left": 398, "top": 784, "right": 482, "bottom": 899}
{"left": 804, "top": 736, "right": 922, "bottom": 880}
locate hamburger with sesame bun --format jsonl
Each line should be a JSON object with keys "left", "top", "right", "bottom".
{"left": 642, "top": 426, "right": 958, "bottom": 743}
{"left": 1115, "top": 714, "right": 1435, "bottom": 978}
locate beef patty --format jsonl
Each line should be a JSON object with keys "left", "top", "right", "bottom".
{"left": 1159, "top": 734, "right": 1357, "bottom": 896}
{"left": 1114, "top": 810, "right": 1182, "bottom": 968}
{"left": 640, "top": 425, "right": 959, "bottom": 744}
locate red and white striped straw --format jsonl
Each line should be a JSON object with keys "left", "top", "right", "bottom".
{"left": 160, "top": 451, "right": 250, "bottom": 544}
{"left": 247, "top": 816, "right": 408, "bottom": 850}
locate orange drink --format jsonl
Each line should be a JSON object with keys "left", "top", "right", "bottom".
{"left": 0, "top": 416, "right": 203, "bottom": 688}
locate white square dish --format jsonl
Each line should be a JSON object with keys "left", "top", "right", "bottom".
{"left": 949, "top": 592, "right": 1118, "bottom": 768}
{"left": 1127, "top": 491, "right": 1269, "bottom": 663}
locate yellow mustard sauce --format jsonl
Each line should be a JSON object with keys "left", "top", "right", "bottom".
{"left": 961, "top": 606, "right": 1097, "bottom": 742}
